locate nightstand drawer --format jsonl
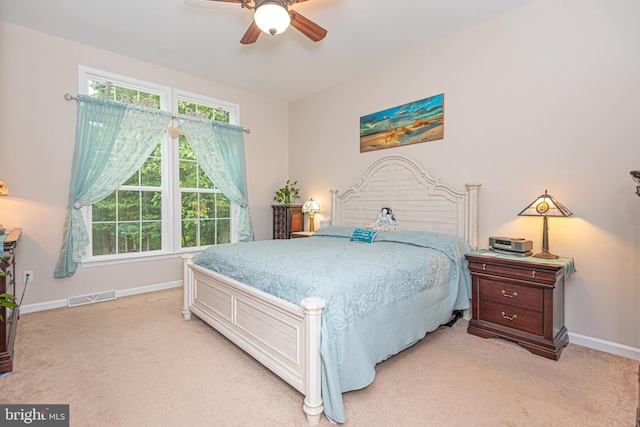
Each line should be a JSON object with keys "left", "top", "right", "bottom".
{"left": 467, "top": 260, "right": 558, "bottom": 283}
{"left": 478, "top": 279, "right": 543, "bottom": 312}
{"left": 479, "top": 300, "right": 543, "bottom": 336}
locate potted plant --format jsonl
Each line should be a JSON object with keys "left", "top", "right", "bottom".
{"left": 273, "top": 179, "right": 300, "bottom": 205}
{"left": 0, "top": 261, "right": 18, "bottom": 322}
{"left": 0, "top": 293, "right": 18, "bottom": 322}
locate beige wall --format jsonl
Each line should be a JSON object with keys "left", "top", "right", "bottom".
{"left": 289, "top": 0, "right": 640, "bottom": 351}
{"left": 0, "top": 23, "right": 288, "bottom": 305}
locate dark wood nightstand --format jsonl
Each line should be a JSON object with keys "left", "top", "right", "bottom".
{"left": 465, "top": 252, "right": 575, "bottom": 360}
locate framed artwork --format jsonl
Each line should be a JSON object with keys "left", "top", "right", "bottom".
{"left": 359, "top": 93, "right": 444, "bottom": 153}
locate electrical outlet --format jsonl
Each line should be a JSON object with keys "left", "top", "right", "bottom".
{"left": 23, "top": 270, "right": 34, "bottom": 283}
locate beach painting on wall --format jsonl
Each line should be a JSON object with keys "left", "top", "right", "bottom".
{"left": 359, "top": 93, "right": 444, "bottom": 153}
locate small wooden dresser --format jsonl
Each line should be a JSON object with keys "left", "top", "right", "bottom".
{"left": 466, "top": 252, "right": 574, "bottom": 360}
{"left": 272, "top": 205, "right": 303, "bottom": 239}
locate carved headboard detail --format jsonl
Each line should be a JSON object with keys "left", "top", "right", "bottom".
{"left": 330, "top": 155, "right": 481, "bottom": 249}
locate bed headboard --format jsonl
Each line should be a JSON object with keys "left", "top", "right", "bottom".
{"left": 330, "top": 155, "right": 481, "bottom": 249}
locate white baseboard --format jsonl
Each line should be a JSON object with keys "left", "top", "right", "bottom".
{"left": 19, "top": 280, "right": 182, "bottom": 314}
{"left": 18, "top": 284, "right": 640, "bottom": 362}
{"left": 569, "top": 332, "right": 640, "bottom": 362}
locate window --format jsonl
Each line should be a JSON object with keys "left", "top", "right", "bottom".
{"left": 177, "top": 98, "right": 231, "bottom": 248}
{"left": 80, "top": 67, "right": 240, "bottom": 263}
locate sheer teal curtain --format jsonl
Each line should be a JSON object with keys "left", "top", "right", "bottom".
{"left": 54, "top": 95, "right": 171, "bottom": 278}
{"left": 179, "top": 118, "right": 254, "bottom": 242}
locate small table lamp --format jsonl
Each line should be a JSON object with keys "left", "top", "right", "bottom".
{"left": 518, "top": 190, "right": 572, "bottom": 259}
{"left": 302, "top": 199, "right": 320, "bottom": 233}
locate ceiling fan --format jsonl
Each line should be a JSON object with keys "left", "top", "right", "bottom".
{"left": 206, "top": 0, "right": 327, "bottom": 44}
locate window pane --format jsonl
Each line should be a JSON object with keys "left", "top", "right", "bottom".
{"left": 217, "top": 219, "right": 231, "bottom": 244}
{"left": 213, "top": 108, "right": 230, "bottom": 123}
{"left": 180, "top": 160, "right": 197, "bottom": 188}
{"left": 88, "top": 79, "right": 112, "bottom": 99}
{"left": 142, "top": 222, "right": 162, "bottom": 251}
{"left": 118, "top": 223, "right": 140, "bottom": 253}
{"left": 178, "top": 137, "right": 195, "bottom": 160}
{"left": 118, "top": 191, "right": 140, "bottom": 221}
{"left": 151, "top": 143, "right": 162, "bottom": 158}
{"left": 216, "top": 193, "right": 230, "bottom": 218}
{"left": 142, "top": 191, "right": 162, "bottom": 220}
{"left": 123, "top": 171, "right": 139, "bottom": 186}
{"left": 200, "top": 193, "right": 216, "bottom": 219}
{"left": 198, "top": 105, "right": 213, "bottom": 120}
{"left": 116, "top": 86, "right": 138, "bottom": 103}
{"left": 140, "top": 93, "right": 160, "bottom": 109}
{"left": 200, "top": 220, "right": 216, "bottom": 246}
{"left": 92, "top": 223, "right": 115, "bottom": 255}
{"left": 178, "top": 101, "right": 197, "bottom": 115}
{"left": 198, "top": 165, "right": 214, "bottom": 189}
{"left": 93, "top": 193, "right": 116, "bottom": 222}
{"left": 181, "top": 220, "right": 197, "bottom": 248}
{"left": 181, "top": 192, "right": 198, "bottom": 219}
{"left": 141, "top": 155, "right": 161, "bottom": 186}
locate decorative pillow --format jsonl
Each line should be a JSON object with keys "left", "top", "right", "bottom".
{"left": 350, "top": 228, "right": 377, "bottom": 243}
{"left": 367, "top": 207, "right": 401, "bottom": 231}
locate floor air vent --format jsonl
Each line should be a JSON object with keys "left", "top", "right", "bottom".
{"left": 68, "top": 291, "right": 117, "bottom": 307}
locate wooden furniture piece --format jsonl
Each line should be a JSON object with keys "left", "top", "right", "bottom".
{"left": 182, "top": 155, "right": 481, "bottom": 424}
{"left": 291, "top": 231, "right": 314, "bottom": 238}
{"left": 1, "top": 228, "right": 21, "bottom": 373}
{"left": 466, "top": 252, "right": 570, "bottom": 360}
{"left": 272, "top": 204, "right": 303, "bottom": 239}
{"left": 636, "top": 365, "right": 639, "bottom": 427}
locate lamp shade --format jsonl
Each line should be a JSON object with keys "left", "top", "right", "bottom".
{"left": 518, "top": 190, "right": 572, "bottom": 259}
{"left": 254, "top": 2, "right": 291, "bottom": 36}
{"left": 0, "top": 181, "right": 9, "bottom": 195}
{"left": 518, "top": 190, "right": 572, "bottom": 218}
{"left": 302, "top": 199, "right": 320, "bottom": 214}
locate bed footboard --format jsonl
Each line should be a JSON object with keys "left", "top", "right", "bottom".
{"left": 181, "top": 254, "right": 326, "bottom": 425}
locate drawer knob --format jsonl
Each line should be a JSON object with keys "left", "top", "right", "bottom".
{"left": 501, "top": 311, "right": 517, "bottom": 321}
{"left": 501, "top": 290, "right": 518, "bottom": 299}
{"left": 482, "top": 263, "right": 486, "bottom": 271}
{"left": 531, "top": 270, "right": 536, "bottom": 278}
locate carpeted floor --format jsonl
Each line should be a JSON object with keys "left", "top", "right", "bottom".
{"left": 1, "top": 288, "right": 637, "bottom": 426}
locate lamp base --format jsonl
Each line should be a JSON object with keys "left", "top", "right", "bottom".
{"left": 308, "top": 213, "right": 315, "bottom": 233}
{"left": 532, "top": 251, "right": 559, "bottom": 260}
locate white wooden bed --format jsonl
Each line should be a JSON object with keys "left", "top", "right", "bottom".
{"left": 181, "top": 155, "right": 480, "bottom": 424}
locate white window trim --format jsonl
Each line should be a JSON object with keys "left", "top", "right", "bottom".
{"left": 78, "top": 66, "right": 241, "bottom": 267}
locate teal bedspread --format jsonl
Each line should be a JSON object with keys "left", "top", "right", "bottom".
{"left": 195, "top": 226, "right": 473, "bottom": 423}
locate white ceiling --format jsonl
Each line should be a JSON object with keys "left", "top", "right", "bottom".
{"left": 0, "top": 0, "right": 537, "bottom": 102}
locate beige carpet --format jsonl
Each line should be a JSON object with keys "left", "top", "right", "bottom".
{"left": 2, "top": 288, "right": 637, "bottom": 426}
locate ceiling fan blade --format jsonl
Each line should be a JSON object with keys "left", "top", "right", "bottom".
{"left": 240, "top": 20, "right": 261, "bottom": 44}
{"left": 204, "top": 0, "right": 243, "bottom": 3}
{"left": 289, "top": 10, "right": 327, "bottom": 42}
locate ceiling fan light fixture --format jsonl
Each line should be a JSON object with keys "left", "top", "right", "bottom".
{"left": 254, "top": 2, "right": 291, "bottom": 36}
